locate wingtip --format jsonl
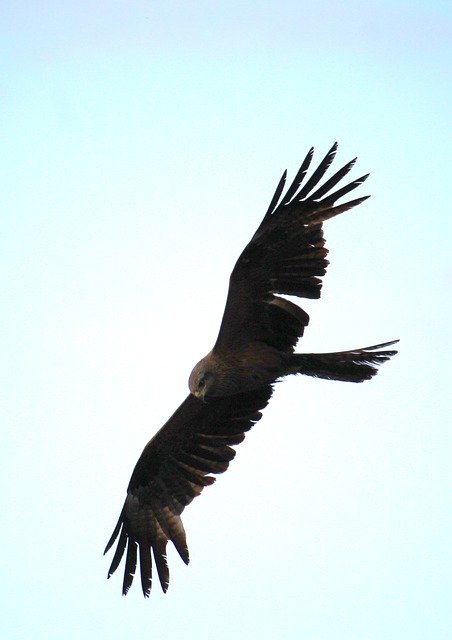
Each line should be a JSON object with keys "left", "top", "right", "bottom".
{"left": 358, "top": 172, "right": 370, "bottom": 184}
{"left": 329, "top": 141, "right": 339, "bottom": 155}
{"left": 369, "top": 339, "right": 400, "bottom": 349}
{"left": 142, "top": 581, "right": 153, "bottom": 598}
{"left": 104, "top": 512, "right": 123, "bottom": 555}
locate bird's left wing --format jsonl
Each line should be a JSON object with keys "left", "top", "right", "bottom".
{"left": 104, "top": 386, "right": 273, "bottom": 596}
{"left": 213, "top": 143, "right": 370, "bottom": 355}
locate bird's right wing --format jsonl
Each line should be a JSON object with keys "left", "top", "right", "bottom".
{"left": 104, "top": 386, "right": 273, "bottom": 597}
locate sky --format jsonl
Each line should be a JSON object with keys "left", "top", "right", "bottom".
{"left": 1, "top": 1, "right": 451, "bottom": 638}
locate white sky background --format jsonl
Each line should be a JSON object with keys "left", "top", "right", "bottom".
{"left": 1, "top": 1, "right": 451, "bottom": 638}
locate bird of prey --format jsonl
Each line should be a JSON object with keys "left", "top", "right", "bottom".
{"left": 104, "top": 143, "right": 398, "bottom": 597}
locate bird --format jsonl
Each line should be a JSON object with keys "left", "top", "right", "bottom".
{"left": 104, "top": 142, "right": 398, "bottom": 597}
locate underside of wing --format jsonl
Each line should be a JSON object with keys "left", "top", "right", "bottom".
{"left": 214, "top": 143, "right": 370, "bottom": 354}
{"left": 104, "top": 386, "right": 273, "bottom": 596}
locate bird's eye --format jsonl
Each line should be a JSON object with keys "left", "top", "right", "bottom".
{"left": 198, "top": 377, "right": 206, "bottom": 388}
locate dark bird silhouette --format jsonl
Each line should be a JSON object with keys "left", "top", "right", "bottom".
{"left": 104, "top": 143, "right": 398, "bottom": 597}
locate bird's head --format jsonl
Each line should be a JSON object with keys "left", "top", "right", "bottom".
{"left": 189, "top": 352, "right": 245, "bottom": 399}
{"left": 188, "top": 357, "right": 217, "bottom": 401}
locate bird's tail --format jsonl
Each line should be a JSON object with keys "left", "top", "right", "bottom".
{"left": 287, "top": 340, "right": 399, "bottom": 383}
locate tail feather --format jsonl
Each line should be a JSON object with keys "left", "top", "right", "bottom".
{"left": 288, "top": 340, "right": 399, "bottom": 383}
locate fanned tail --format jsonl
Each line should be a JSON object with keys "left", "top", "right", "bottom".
{"left": 288, "top": 340, "right": 399, "bottom": 383}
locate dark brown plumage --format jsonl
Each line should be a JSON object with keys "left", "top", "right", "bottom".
{"left": 104, "top": 143, "right": 398, "bottom": 597}
{"left": 105, "top": 387, "right": 272, "bottom": 596}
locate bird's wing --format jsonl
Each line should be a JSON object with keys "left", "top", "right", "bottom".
{"left": 104, "top": 386, "right": 273, "bottom": 596}
{"left": 213, "top": 143, "right": 370, "bottom": 354}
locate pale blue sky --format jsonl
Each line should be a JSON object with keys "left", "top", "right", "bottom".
{"left": 1, "top": 2, "right": 451, "bottom": 639}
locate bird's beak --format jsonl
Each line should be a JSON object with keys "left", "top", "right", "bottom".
{"left": 193, "top": 388, "right": 207, "bottom": 403}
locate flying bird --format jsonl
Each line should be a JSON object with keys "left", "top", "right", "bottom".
{"left": 104, "top": 143, "right": 398, "bottom": 597}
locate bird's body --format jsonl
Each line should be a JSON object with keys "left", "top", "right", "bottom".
{"left": 189, "top": 342, "right": 285, "bottom": 398}
{"left": 104, "top": 143, "right": 398, "bottom": 597}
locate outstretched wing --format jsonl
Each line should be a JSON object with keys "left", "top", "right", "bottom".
{"left": 214, "top": 143, "right": 370, "bottom": 354}
{"left": 104, "top": 386, "right": 273, "bottom": 596}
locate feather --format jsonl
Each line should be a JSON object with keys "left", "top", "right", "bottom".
{"left": 295, "top": 142, "right": 338, "bottom": 200}
{"left": 278, "top": 147, "right": 314, "bottom": 207}
{"left": 122, "top": 540, "right": 138, "bottom": 595}
{"left": 139, "top": 542, "right": 152, "bottom": 597}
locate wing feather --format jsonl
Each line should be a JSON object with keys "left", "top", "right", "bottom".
{"left": 122, "top": 539, "right": 138, "bottom": 595}
{"left": 263, "top": 170, "right": 287, "bottom": 219}
{"left": 278, "top": 146, "right": 314, "bottom": 207}
{"left": 295, "top": 142, "right": 338, "bottom": 200}
{"left": 308, "top": 158, "right": 357, "bottom": 201}
{"left": 139, "top": 541, "right": 152, "bottom": 596}
{"left": 106, "top": 521, "right": 127, "bottom": 576}
{"left": 153, "top": 535, "right": 170, "bottom": 593}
